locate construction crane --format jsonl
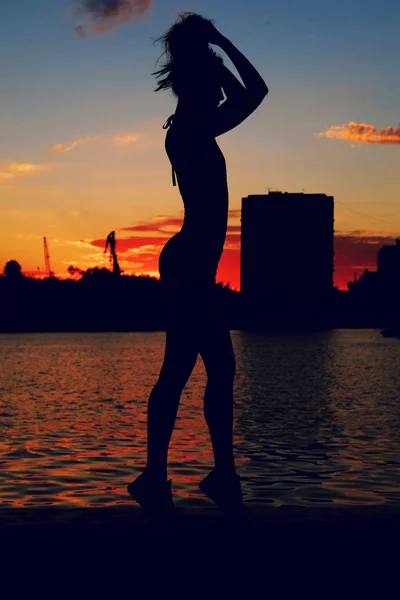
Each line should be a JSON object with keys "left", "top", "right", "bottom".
{"left": 43, "top": 237, "right": 54, "bottom": 278}
{"left": 104, "top": 231, "right": 122, "bottom": 276}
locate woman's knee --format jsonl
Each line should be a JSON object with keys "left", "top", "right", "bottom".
{"left": 154, "top": 371, "right": 189, "bottom": 397}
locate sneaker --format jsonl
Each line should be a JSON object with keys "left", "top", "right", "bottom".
{"left": 127, "top": 472, "right": 175, "bottom": 516}
{"left": 199, "top": 468, "right": 245, "bottom": 515}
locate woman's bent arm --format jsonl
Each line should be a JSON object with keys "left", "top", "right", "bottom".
{"left": 208, "top": 27, "right": 268, "bottom": 136}
{"left": 218, "top": 35, "right": 268, "bottom": 101}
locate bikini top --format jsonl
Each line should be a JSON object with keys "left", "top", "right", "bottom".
{"left": 163, "top": 115, "right": 177, "bottom": 187}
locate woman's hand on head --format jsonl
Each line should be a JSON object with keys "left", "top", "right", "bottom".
{"left": 205, "top": 22, "right": 226, "bottom": 46}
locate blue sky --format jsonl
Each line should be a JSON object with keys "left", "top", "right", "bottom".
{"left": 2, "top": 0, "right": 399, "bottom": 150}
{"left": 1, "top": 0, "right": 399, "bottom": 287}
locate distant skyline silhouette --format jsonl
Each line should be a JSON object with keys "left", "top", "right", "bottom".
{"left": 2, "top": 229, "right": 400, "bottom": 335}
{"left": 6, "top": 200, "right": 400, "bottom": 292}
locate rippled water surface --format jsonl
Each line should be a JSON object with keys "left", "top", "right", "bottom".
{"left": 0, "top": 330, "right": 399, "bottom": 508}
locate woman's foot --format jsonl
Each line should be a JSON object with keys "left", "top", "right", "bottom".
{"left": 199, "top": 467, "right": 245, "bottom": 515}
{"left": 127, "top": 471, "right": 175, "bottom": 516}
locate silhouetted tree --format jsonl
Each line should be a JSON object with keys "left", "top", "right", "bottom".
{"left": 67, "top": 265, "right": 84, "bottom": 279}
{"left": 80, "top": 267, "right": 113, "bottom": 281}
{"left": 4, "top": 260, "right": 23, "bottom": 278}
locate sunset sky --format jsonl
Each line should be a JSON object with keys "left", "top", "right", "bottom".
{"left": 1, "top": 0, "right": 399, "bottom": 290}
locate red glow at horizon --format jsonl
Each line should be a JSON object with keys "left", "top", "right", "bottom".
{"left": 87, "top": 226, "right": 393, "bottom": 291}
{"left": 9, "top": 213, "right": 397, "bottom": 292}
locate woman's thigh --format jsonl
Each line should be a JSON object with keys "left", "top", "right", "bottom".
{"left": 158, "top": 324, "right": 199, "bottom": 390}
{"left": 164, "top": 282, "right": 235, "bottom": 380}
{"left": 158, "top": 285, "right": 204, "bottom": 388}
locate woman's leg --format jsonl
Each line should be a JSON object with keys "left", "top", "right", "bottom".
{"left": 145, "top": 296, "right": 199, "bottom": 482}
{"left": 199, "top": 290, "right": 237, "bottom": 476}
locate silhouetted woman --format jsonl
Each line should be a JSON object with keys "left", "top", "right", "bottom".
{"left": 128, "top": 13, "right": 268, "bottom": 514}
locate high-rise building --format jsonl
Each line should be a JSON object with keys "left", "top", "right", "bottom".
{"left": 241, "top": 192, "right": 334, "bottom": 304}
{"left": 377, "top": 239, "right": 400, "bottom": 281}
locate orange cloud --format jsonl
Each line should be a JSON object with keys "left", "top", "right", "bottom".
{"left": 74, "top": 0, "right": 152, "bottom": 37}
{"left": 114, "top": 134, "right": 138, "bottom": 144}
{"left": 51, "top": 132, "right": 140, "bottom": 152}
{"left": 0, "top": 162, "right": 45, "bottom": 181}
{"left": 9, "top": 163, "right": 43, "bottom": 174}
{"left": 51, "top": 137, "right": 93, "bottom": 153}
{"left": 317, "top": 122, "right": 400, "bottom": 144}
{"left": 121, "top": 216, "right": 184, "bottom": 233}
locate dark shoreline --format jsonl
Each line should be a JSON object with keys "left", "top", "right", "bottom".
{"left": 2, "top": 503, "right": 399, "bottom": 538}
{"left": 2, "top": 505, "right": 398, "bottom": 583}
{"left": 0, "top": 325, "right": 393, "bottom": 334}
{"left": 2, "top": 502, "right": 400, "bottom": 524}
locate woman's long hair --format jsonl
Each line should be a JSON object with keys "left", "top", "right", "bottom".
{"left": 153, "top": 12, "right": 223, "bottom": 97}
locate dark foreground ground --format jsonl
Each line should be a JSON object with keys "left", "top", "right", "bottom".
{"left": 1, "top": 503, "right": 399, "bottom": 589}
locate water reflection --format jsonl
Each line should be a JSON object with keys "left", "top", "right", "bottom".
{"left": 234, "top": 331, "right": 339, "bottom": 505}
{"left": 0, "top": 330, "right": 399, "bottom": 508}
{"left": 233, "top": 330, "right": 400, "bottom": 506}
{"left": 324, "top": 330, "right": 400, "bottom": 504}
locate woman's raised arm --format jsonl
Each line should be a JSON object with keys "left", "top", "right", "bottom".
{"left": 207, "top": 24, "right": 268, "bottom": 136}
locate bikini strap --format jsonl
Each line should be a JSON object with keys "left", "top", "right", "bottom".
{"left": 162, "top": 114, "right": 175, "bottom": 130}
{"left": 162, "top": 115, "right": 177, "bottom": 186}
